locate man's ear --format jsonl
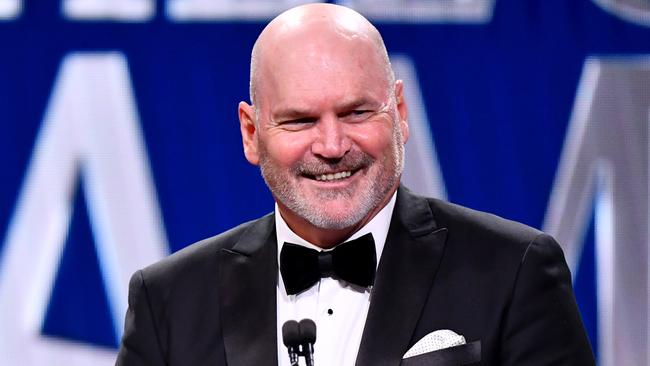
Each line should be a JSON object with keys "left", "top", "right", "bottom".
{"left": 395, "top": 80, "right": 409, "bottom": 144}
{"left": 239, "top": 101, "right": 260, "bottom": 165}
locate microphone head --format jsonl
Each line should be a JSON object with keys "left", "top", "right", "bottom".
{"left": 299, "top": 318, "right": 317, "bottom": 344}
{"left": 282, "top": 320, "right": 301, "bottom": 347}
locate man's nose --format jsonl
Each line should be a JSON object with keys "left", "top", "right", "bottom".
{"left": 311, "top": 116, "right": 351, "bottom": 159}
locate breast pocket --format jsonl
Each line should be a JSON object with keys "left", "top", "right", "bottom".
{"left": 400, "top": 340, "right": 481, "bottom": 366}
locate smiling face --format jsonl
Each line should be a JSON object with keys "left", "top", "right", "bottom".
{"left": 239, "top": 4, "right": 408, "bottom": 246}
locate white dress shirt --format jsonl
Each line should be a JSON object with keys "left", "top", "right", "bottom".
{"left": 275, "top": 192, "right": 397, "bottom": 366}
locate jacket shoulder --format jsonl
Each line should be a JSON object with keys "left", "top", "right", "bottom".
{"left": 397, "top": 187, "right": 556, "bottom": 264}
{"left": 423, "top": 195, "right": 569, "bottom": 286}
{"left": 139, "top": 213, "right": 274, "bottom": 287}
{"left": 428, "top": 197, "right": 543, "bottom": 246}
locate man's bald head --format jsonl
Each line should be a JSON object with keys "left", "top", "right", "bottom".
{"left": 238, "top": 3, "right": 409, "bottom": 246}
{"left": 248, "top": 3, "right": 394, "bottom": 109}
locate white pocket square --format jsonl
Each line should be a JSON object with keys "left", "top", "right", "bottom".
{"left": 402, "top": 329, "right": 466, "bottom": 359}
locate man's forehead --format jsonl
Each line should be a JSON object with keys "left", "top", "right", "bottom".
{"left": 259, "top": 34, "right": 386, "bottom": 85}
{"left": 258, "top": 55, "right": 391, "bottom": 113}
{"left": 249, "top": 3, "right": 393, "bottom": 112}
{"left": 266, "top": 35, "right": 376, "bottom": 72}
{"left": 262, "top": 19, "right": 376, "bottom": 61}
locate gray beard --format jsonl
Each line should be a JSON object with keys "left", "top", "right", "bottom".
{"left": 258, "top": 127, "right": 404, "bottom": 230}
{"left": 272, "top": 174, "right": 379, "bottom": 230}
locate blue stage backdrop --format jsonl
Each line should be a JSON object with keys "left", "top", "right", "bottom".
{"left": 1, "top": 1, "right": 649, "bottom": 365}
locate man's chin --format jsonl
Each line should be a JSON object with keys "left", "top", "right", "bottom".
{"left": 302, "top": 201, "right": 370, "bottom": 229}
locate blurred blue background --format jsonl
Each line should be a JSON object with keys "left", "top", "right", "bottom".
{"left": 1, "top": 0, "right": 649, "bottom": 365}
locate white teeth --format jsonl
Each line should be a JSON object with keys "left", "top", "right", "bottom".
{"left": 315, "top": 171, "right": 352, "bottom": 181}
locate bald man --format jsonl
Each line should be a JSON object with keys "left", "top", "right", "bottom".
{"left": 116, "top": 4, "right": 594, "bottom": 366}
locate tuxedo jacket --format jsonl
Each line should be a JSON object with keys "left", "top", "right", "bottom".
{"left": 116, "top": 187, "right": 595, "bottom": 366}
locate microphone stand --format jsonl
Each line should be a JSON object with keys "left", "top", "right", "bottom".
{"left": 302, "top": 342, "right": 315, "bottom": 366}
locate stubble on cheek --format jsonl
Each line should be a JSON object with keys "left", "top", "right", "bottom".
{"left": 256, "top": 118, "right": 404, "bottom": 230}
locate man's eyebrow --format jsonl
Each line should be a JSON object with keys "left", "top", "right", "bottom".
{"left": 271, "top": 98, "right": 380, "bottom": 120}
{"left": 336, "top": 98, "right": 374, "bottom": 112}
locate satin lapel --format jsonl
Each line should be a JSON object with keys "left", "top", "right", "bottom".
{"left": 218, "top": 215, "right": 278, "bottom": 366}
{"left": 356, "top": 187, "right": 448, "bottom": 366}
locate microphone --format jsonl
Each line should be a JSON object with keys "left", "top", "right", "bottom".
{"left": 282, "top": 320, "right": 301, "bottom": 366}
{"left": 299, "top": 319, "right": 317, "bottom": 366}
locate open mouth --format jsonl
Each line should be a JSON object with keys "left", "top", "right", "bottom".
{"left": 314, "top": 170, "right": 353, "bottom": 182}
{"left": 302, "top": 169, "right": 358, "bottom": 182}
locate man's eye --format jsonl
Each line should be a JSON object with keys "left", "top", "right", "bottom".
{"left": 343, "top": 110, "right": 372, "bottom": 121}
{"left": 278, "top": 117, "right": 317, "bottom": 129}
{"left": 287, "top": 117, "right": 317, "bottom": 124}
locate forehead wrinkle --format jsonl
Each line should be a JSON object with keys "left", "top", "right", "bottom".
{"left": 264, "top": 35, "right": 389, "bottom": 88}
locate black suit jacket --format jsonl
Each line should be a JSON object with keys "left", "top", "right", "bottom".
{"left": 116, "top": 187, "right": 595, "bottom": 365}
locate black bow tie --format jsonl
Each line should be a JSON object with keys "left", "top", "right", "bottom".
{"left": 280, "top": 233, "right": 376, "bottom": 295}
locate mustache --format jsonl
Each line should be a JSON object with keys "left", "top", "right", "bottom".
{"left": 293, "top": 151, "right": 374, "bottom": 176}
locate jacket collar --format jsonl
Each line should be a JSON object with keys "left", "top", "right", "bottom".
{"left": 355, "top": 186, "right": 448, "bottom": 366}
{"left": 218, "top": 214, "right": 279, "bottom": 366}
